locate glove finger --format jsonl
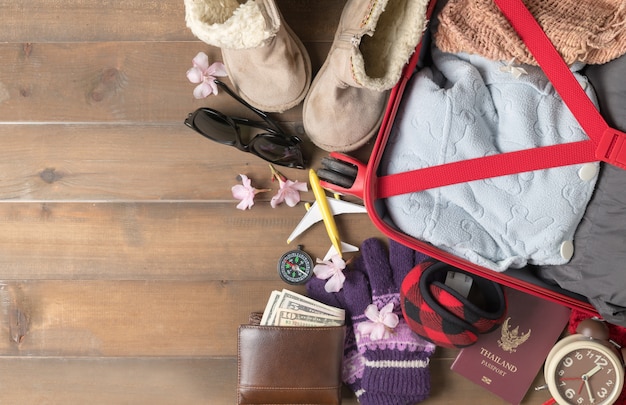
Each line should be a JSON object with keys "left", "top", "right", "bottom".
{"left": 388, "top": 239, "right": 420, "bottom": 287}
{"left": 389, "top": 239, "right": 433, "bottom": 288}
{"left": 306, "top": 276, "right": 344, "bottom": 309}
{"left": 360, "top": 238, "right": 395, "bottom": 295}
{"left": 306, "top": 254, "right": 372, "bottom": 321}
{"left": 342, "top": 255, "right": 373, "bottom": 318}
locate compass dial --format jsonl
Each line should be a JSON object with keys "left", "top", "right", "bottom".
{"left": 278, "top": 247, "right": 314, "bottom": 285}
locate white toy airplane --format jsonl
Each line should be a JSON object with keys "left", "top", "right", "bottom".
{"left": 287, "top": 170, "right": 367, "bottom": 260}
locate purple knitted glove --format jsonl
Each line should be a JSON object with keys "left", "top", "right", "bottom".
{"left": 306, "top": 254, "right": 371, "bottom": 397}
{"left": 307, "top": 238, "right": 434, "bottom": 405}
{"left": 355, "top": 238, "right": 436, "bottom": 405}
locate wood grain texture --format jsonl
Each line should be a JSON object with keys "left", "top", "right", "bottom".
{"left": 0, "top": 42, "right": 245, "bottom": 123}
{"left": 0, "top": 124, "right": 328, "bottom": 201}
{"left": 0, "top": 0, "right": 344, "bottom": 43}
{"left": 0, "top": 356, "right": 551, "bottom": 404}
{"left": 0, "top": 280, "right": 301, "bottom": 357}
{"left": 0, "top": 202, "right": 379, "bottom": 280}
{"left": 0, "top": 357, "right": 233, "bottom": 405}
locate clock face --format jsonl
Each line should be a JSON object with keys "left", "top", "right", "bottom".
{"left": 546, "top": 337, "right": 624, "bottom": 405}
{"left": 278, "top": 249, "right": 314, "bottom": 285}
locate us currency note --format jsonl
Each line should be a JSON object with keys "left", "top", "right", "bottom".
{"left": 275, "top": 309, "right": 344, "bottom": 327}
{"left": 260, "top": 289, "right": 345, "bottom": 326}
{"left": 278, "top": 289, "right": 345, "bottom": 318}
{"left": 260, "top": 290, "right": 282, "bottom": 326}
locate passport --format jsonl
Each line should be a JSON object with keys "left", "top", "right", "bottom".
{"left": 450, "top": 287, "right": 571, "bottom": 404}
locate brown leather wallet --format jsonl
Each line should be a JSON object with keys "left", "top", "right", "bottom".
{"left": 237, "top": 324, "right": 345, "bottom": 404}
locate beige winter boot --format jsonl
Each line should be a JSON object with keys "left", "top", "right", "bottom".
{"left": 303, "top": 0, "right": 430, "bottom": 152}
{"left": 184, "top": 0, "right": 311, "bottom": 113}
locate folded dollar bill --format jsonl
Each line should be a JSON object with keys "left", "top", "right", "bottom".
{"left": 260, "top": 289, "right": 345, "bottom": 327}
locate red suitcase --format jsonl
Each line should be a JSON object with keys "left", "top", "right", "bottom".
{"left": 317, "top": 0, "right": 626, "bottom": 316}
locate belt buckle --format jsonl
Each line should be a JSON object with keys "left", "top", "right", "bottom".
{"left": 596, "top": 128, "right": 626, "bottom": 169}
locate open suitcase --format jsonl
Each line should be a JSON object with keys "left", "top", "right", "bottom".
{"left": 317, "top": 0, "right": 626, "bottom": 318}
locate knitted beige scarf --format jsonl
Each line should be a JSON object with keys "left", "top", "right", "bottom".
{"left": 435, "top": 0, "right": 626, "bottom": 65}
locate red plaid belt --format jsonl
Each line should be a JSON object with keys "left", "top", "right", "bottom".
{"left": 400, "top": 261, "right": 507, "bottom": 348}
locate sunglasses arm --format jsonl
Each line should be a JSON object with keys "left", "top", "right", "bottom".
{"left": 214, "top": 79, "right": 286, "bottom": 136}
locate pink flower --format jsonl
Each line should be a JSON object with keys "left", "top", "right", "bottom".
{"left": 357, "top": 303, "right": 399, "bottom": 340}
{"left": 231, "top": 174, "right": 270, "bottom": 210}
{"left": 186, "top": 52, "right": 228, "bottom": 99}
{"left": 268, "top": 164, "right": 307, "bottom": 208}
{"left": 313, "top": 254, "right": 347, "bottom": 293}
{"left": 271, "top": 178, "right": 308, "bottom": 208}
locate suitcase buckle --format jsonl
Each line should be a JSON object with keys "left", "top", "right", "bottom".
{"left": 596, "top": 128, "right": 626, "bottom": 169}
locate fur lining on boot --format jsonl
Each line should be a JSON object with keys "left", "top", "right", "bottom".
{"left": 352, "top": 0, "right": 429, "bottom": 91}
{"left": 184, "top": 0, "right": 278, "bottom": 49}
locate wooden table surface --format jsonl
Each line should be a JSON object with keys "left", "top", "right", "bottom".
{"left": 0, "top": 0, "right": 553, "bottom": 403}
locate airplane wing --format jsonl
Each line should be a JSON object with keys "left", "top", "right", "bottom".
{"left": 323, "top": 242, "right": 360, "bottom": 261}
{"left": 327, "top": 197, "right": 367, "bottom": 216}
{"left": 286, "top": 198, "right": 367, "bottom": 244}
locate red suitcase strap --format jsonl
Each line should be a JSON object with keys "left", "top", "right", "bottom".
{"left": 376, "top": 0, "right": 626, "bottom": 200}
{"left": 494, "top": 0, "right": 626, "bottom": 168}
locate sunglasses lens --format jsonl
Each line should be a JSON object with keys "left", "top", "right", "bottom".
{"left": 185, "top": 100, "right": 306, "bottom": 169}
{"left": 191, "top": 110, "right": 237, "bottom": 144}
{"left": 250, "top": 135, "right": 305, "bottom": 168}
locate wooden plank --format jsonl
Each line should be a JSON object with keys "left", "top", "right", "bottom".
{"left": 0, "top": 202, "right": 379, "bottom": 280}
{"left": 0, "top": 357, "right": 234, "bottom": 405}
{"left": 0, "top": 42, "right": 238, "bottom": 123}
{"left": 0, "top": 0, "right": 344, "bottom": 43}
{"left": 0, "top": 280, "right": 301, "bottom": 356}
{"left": 0, "top": 41, "right": 334, "bottom": 124}
{"left": 0, "top": 1, "right": 190, "bottom": 43}
{"left": 0, "top": 124, "right": 332, "bottom": 201}
{"left": 0, "top": 356, "right": 551, "bottom": 404}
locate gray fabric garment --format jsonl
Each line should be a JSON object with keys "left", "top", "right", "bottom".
{"left": 536, "top": 53, "right": 626, "bottom": 326}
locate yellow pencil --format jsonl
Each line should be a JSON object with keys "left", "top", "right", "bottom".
{"left": 309, "top": 169, "right": 342, "bottom": 258}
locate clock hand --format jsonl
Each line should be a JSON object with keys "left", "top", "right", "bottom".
{"left": 582, "top": 375, "right": 595, "bottom": 403}
{"left": 576, "top": 365, "right": 603, "bottom": 403}
{"left": 577, "top": 379, "right": 585, "bottom": 395}
{"left": 559, "top": 376, "right": 585, "bottom": 394}
{"left": 584, "top": 364, "right": 603, "bottom": 379}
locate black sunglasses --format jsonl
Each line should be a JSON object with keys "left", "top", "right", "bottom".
{"left": 184, "top": 79, "right": 306, "bottom": 169}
